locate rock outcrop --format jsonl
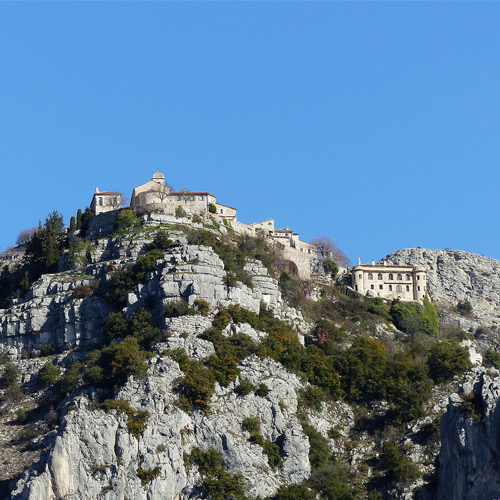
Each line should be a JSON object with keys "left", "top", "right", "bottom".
{"left": 0, "top": 239, "right": 306, "bottom": 358}
{"left": 11, "top": 344, "right": 310, "bottom": 499}
{"left": 436, "top": 368, "right": 500, "bottom": 500}
{"left": 384, "top": 248, "right": 500, "bottom": 329}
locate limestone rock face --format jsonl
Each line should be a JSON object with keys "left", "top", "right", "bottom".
{"left": 436, "top": 369, "right": 500, "bottom": 500}
{"left": 0, "top": 242, "right": 306, "bottom": 358}
{"left": 0, "top": 275, "right": 113, "bottom": 356}
{"left": 384, "top": 248, "right": 500, "bottom": 328}
{"left": 11, "top": 349, "right": 311, "bottom": 500}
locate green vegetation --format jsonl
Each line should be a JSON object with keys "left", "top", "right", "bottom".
{"left": 137, "top": 466, "right": 161, "bottom": 486}
{"left": 390, "top": 294, "right": 439, "bottom": 335}
{"left": 168, "top": 349, "right": 215, "bottom": 414}
{"left": 92, "top": 399, "right": 150, "bottom": 440}
{"left": 114, "top": 208, "right": 141, "bottom": 232}
{"left": 208, "top": 203, "right": 217, "bottom": 214}
{"left": 69, "top": 239, "right": 94, "bottom": 269}
{"left": 164, "top": 300, "right": 196, "bottom": 318}
{"left": 38, "top": 362, "right": 61, "bottom": 387}
{"left": 85, "top": 336, "right": 149, "bottom": 388}
{"left": 379, "top": 441, "right": 419, "bottom": 484}
{"left": 427, "top": 342, "right": 471, "bottom": 383}
{"left": 186, "top": 448, "right": 247, "bottom": 500}
{"left": 0, "top": 362, "right": 20, "bottom": 389}
{"left": 255, "top": 383, "right": 269, "bottom": 397}
{"left": 104, "top": 249, "right": 165, "bottom": 309}
{"left": 457, "top": 300, "right": 473, "bottom": 316}
{"left": 185, "top": 229, "right": 278, "bottom": 288}
{"left": 236, "top": 379, "right": 254, "bottom": 396}
{"left": 241, "top": 417, "right": 282, "bottom": 468}
{"left": 175, "top": 205, "right": 187, "bottom": 218}
{"left": 459, "top": 391, "right": 485, "bottom": 422}
{"left": 300, "top": 385, "right": 327, "bottom": 411}
{"left": 486, "top": 349, "right": 500, "bottom": 369}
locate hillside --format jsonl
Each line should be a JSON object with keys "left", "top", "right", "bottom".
{"left": 0, "top": 209, "right": 500, "bottom": 499}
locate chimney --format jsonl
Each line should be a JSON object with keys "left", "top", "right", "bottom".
{"left": 383, "top": 260, "right": 387, "bottom": 266}
{"left": 183, "top": 187, "right": 187, "bottom": 193}
{"left": 95, "top": 187, "right": 99, "bottom": 193}
{"left": 358, "top": 257, "right": 361, "bottom": 265}
{"left": 371, "top": 260, "right": 375, "bottom": 265}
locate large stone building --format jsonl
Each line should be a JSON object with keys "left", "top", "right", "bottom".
{"left": 350, "top": 259, "right": 427, "bottom": 303}
{"left": 90, "top": 188, "right": 122, "bottom": 215}
{"left": 129, "top": 173, "right": 237, "bottom": 221}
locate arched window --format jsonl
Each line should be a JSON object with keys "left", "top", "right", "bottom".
{"left": 371, "top": 284, "right": 374, "bottom": 289}
{"left": 406, "top": 285, "right": 410, "bottom": 291}
{"left": 396, "top": 285, "right": 403, "bottom": 293}
{"left": 389, "top": 285, "right": 393, "bottom": 291}
{"left": 358, "top": 274, "right": 362, "bottom": 280}
{"left": 379, "top": 284, "right": 383, "bottom": 290}
{"left": 368, "top": 273, "right": 373, "bottom": 280}
{"left": 406, "top": 274, "right": 411, "bottom": 281}
{"left": 377, "top": 273, "right": 383, "bottom": 280}
{"left": 397, "top": 274, "right": 402, "bottom": 281}
{"left": 389, "top": 273, "right": 393, "bottom": 280}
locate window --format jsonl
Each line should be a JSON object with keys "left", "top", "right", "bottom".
{"left": 397, "top": 274, "right": 402, "bottom": 280}
{"left": 417, "top": 275, "right": 420, "bottom": 280}
{"left": 371, "top": 284, "right": 374, "bottom": 289}
{"left": 406, "top": 285, "right": 410, "bottom": 291}
{"left": 377, "top": 273, "right": 383, "bottom": 280}
{"left": 379, "top": 284, "right": 383, "bottom": 290}
{"left": 396, "top": 285, "right": 403, "bottom": 293}
{"left": 418, "top": 286, "right": 421, "bottom": 291}
{"left": 389, "top": 273, "right": 393, "bottom": 280}
{"left": 406, "top": 274, "right": 411, "bottom": 281}
{"left": 98, "top": 197, "right": 103, "bottom": 206}
{"left": 368, "top": 273, "right": 373, "bottom": 280}
{"left": 389, "top": 285, "right": 393, "bottom": 291}
{"left": 355, "top": 285, "right": 358, "bottom": 291}
{"left": 358, "top": 274, "right": 362, "bottom": 279}
{"left": 219, "top": 208, "right": 225, "bottom": 214}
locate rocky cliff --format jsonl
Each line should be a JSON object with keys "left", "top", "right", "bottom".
{"left": 385, "top": 248, "right": 500, "bottom": 331}
{"left": 436, "top": 368, "right": 500, "bottom": 500}
{"left": 6, "top": 218, "right": 500, "bottom": 500}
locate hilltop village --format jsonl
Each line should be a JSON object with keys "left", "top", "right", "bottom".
{"left": 90, "top": 172, "right": 427, "bottom": 302}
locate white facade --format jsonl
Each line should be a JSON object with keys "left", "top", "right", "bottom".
{"left": 351, "top": 261, "right": 427, "bottom": 303}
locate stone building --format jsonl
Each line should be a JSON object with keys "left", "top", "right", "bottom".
{"left": 90, "top": 188, "right": 122, "bottom": 215}
{"left": 350, "top": 259, "right": 427, "bottom": 303}
{"left": 130, "top": 172, "right": 172, "bottom": 208}
{"left": 249, "top": 219, "right": 317, "bottom": 256}
{"left": 130, "top": 173, "right": 237, "bottom": 221}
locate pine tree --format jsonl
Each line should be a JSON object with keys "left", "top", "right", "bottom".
{"left": 69, "top": 216, "right": 76, "bottom": 232}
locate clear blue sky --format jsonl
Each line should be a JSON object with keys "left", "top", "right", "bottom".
{"left": 2, "top": 2, "right": 500, "bottom": 264}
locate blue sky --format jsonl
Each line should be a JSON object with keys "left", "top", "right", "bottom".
{"left": 1, "top": 3, "right": 500, "bottom": 264}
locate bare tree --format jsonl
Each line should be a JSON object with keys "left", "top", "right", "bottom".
{"left": 119, "top": 194, "right": 129, "bottom": 208}
{"left": 16, "top": 227, "right": 39, "bottom": 247}
{"left": 310, "top": 236, "right": 351, "bottom": 267}
{"left": 150, "top": 183, "right": 172, "bottom": 204}
{"left": 107, "top": 193, "right": 125, "bottom": 210}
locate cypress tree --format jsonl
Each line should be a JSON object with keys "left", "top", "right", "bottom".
{"left": 21, "top": 271, "right": 30, "bottom": 292}
{"left": 76, "top": 209, "right": 83, "bottom": 229}
{"left": 69, "top": 216, "right": 76, "bottom": 233}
